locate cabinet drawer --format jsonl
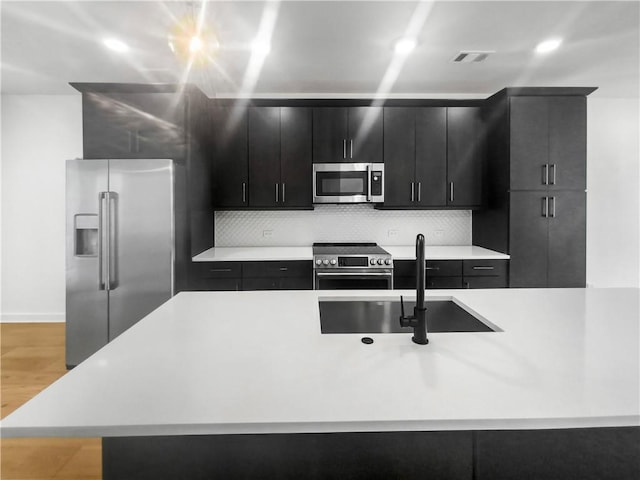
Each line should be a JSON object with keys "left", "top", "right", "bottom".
{"left": 426, "top": 260, "right": 462, "bottom": 277}
{"left": 193, "top": 262, "right": 242, "bottom": 278}
{"left": 243, "top": 261, "right": 312, "bottom": 278}
{"left": 463, "top": 259, "right": 508, "bottom": 277}
{"left": 427, "top": 277, "right": 463, "bottom": 289}
{"left": 463, "top": 276, "right": 507, "bottom": 289}
{"left": 393, "top": 260, "right": 417, "bottom": 277}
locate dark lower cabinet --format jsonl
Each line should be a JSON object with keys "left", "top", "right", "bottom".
{"left": 243, "top": 261, "right": 313, "bottom": 290}
{"left": 103, "top": 427, "right": 639, "bottom": 480}
{"left": 189, "top": 261, "right": 242, "bottom": 291}
{"left": 509, "top": 191, "right": 586, "bottom": 288}
{"left": 394, "top": 259, "right": 508, "bottom": 290}
{"left": 189, "top": 261, "right": 312, "bottom": 291}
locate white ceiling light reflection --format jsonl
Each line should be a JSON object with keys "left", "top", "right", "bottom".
{"left": 252, "top": 39, "right": 271, "bottom": 57}
{"left": 535, "top": 38, "right": 563, "bottom": 54}
{"left": 103, "top": 38, "right": 129, "bottom": 53}
{"left": 394, "top": 37, "right": 417, "bottom": 55}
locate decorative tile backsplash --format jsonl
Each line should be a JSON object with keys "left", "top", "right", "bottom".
{"left": 215, "top": 205, "right": 471, "bottom": 246}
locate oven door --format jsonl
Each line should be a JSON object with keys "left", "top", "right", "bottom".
{"left": 313, "top": 163, "right": 382, "bottom": 203}
{"left": 314, "top": 269, "right": 393, "bottom": 290}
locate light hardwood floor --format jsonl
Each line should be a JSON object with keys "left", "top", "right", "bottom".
{"left": 1, "top": 323, "right": 101, "bottom": 480}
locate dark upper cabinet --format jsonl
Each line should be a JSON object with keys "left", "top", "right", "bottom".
{"left": 447, "top": 107, "right": 483, "bottom": 207}
{"left": 211, "top": 105, "right": 249, "bottom": 208}
{"left": 249, "top": 107, "right": 281, "bottom": 207}
{"left": 383, "top": 107, "right": 447, "bottom": 207}
{"left": 510, "top": 96, "right": 586, "bottom": 191}
{"left": 249, "top": 107, "right": 312, "bottom": 208}
{"left": 82, "top": 92, "right": 187, "bottom": 161}
{"left": 313, "top": 107, "right": 383, "bottom": 163}
{"left": 280, "top": 107, "right": 313, "bottom": 208}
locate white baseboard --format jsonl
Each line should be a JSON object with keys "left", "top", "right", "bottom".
{"left": 0, "top": 313, "right": 65, "bottom": 323}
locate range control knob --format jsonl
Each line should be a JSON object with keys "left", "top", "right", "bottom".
{"left": 330, "top": 258, "right": 337, "bottom": 265}
{"left": 369, "top": 258, "right": 376, "bottom": 265}
{"left": 323, "top": 259, "right": 330, "bottom": 266}
{"left": 385, "top": 258, "right": 392, "bottom": 265}
{"left": 315, "top": 259, "right": 322, "bottom": 266}
{"left": 377, "top": 258, "right": 384, "bottom": 265}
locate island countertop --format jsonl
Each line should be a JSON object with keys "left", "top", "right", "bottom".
{"left": 2, "top": 288, "right": 638, "bottom": 438}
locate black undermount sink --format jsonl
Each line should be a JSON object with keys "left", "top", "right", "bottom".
{"left": 319, "top": 299, "right": 496, "bottom": 334}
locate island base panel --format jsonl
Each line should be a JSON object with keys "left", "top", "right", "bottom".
{"left": 103, "top": 431, "right": 472, "bottom": 480}
{"left": 103, "top": 427, "right": 639, "bottom": 480}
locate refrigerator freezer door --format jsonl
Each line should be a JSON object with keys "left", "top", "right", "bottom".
{"left": 107, "top": 159, "right": 174, "bottom": 340}
{"left": 66, "top": 160, "right": 109, "bottom": 366}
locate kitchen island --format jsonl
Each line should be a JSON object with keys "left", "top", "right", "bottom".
{"left": 2, "top": 288, "right": 639, "bottom": 479}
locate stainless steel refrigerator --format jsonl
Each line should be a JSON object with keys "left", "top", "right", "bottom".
{"left": 66, "top": 159, "right": 178, "bottom": 367}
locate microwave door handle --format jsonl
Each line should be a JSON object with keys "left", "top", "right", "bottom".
{"left": 366, "top": 164, "right": 372, "bottom": 202}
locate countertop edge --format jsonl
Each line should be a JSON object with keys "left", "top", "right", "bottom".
{"left": 3, "top": 415, "right": 638, "bottom": 439}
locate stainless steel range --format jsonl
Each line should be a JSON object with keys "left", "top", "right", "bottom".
{"left": 312, "top": 242, "right": 393, "bottom": 290}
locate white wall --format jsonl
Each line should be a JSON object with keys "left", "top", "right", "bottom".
{"left": 586, "top": 97, "right": 640, "bottom": 287}
{"left": 1, "top": 94, "right": 82, "bottom": 321}
{"left": 0, "top": 94, "right": 638, "bottom": 322}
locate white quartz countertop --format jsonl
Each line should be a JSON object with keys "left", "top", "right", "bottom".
{"left": 383, "top": 245, "right": 510, "bottom": 260}
{"left": 193, "top": 245, "right": 508, "bottom": 262}
{"left": 2, "top": 288, "right": 637, "bottom": 438}
{"left": 193, "top": 246, "right": 313, "bottom": 262}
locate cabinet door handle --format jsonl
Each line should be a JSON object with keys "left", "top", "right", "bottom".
{"left": 550, "top": 164, "right": 557, "bottom": 185}
{"left": 209, "top": 268, "right": 232, "bottom": 273}
{"left": 410, "top": 182, "right": 415, "bottom": 202}
{"left": 541, "top": 196, "right": 548, "bottom": 217}
{"left": 426, "top": 266, "right": 440, "bottom": 271}
{"left": 242, "top": 183, "right": 246, "bottom": 204}
{"left": 275, "top": 183, "right": 279, "bottom": 203}
{"left": 449, "top": 182, "right": 454, "bottom": 202}
{"left": 542, "top": 164, "right": 549, "bottom": 185}
{"left": 350, "top": 139, "right": 353, "bottom": 159}
{"left": 550, "top": 196, "right": 556, "bottom": 218}
{"left": 472, "top": 266, "right": 495, "bottom": 270}
{"left": 281, "top": 183, "right": 285, "bottom": 204}
{"left": 343, "top": 139, "right": 347, "bottom": 159}
{"left": 417, "top": 182, "right": 421, "bottom": 202}
{"left": 279, "top": 267, "right": 288, "bottom": 271}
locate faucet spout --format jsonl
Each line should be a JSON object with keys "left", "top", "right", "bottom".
{"left": 399, "top": 234, "right": 429, "bottom": 345}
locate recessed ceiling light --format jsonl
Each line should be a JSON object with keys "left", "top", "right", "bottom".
{"left": 103, "top": 38, "right": 129, "bottom": 53}
{"left": 189, "top": 36, "right": 203, "bottom": 53}
{"left": 394, "top": 37, "right": 417, "bottom": 55}
{"left": 535, "top": 38, "right": 562, "bottom": 54}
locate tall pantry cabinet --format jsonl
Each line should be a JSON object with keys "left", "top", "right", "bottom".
{"left": 473, "top": 87, "right": 596, "bottom": 288}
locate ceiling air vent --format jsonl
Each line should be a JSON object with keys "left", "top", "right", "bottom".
{"left": 452, "top": 51, "right": 494, "bottom": 63}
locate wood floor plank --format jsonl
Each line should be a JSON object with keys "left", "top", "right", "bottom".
{"left": 1, "top": 323, "right": 102, "bottom": 480}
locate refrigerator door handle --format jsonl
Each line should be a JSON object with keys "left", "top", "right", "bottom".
{"left": 98, "top": 192, "right": 108, "bottom": 290}
{"left": 107, "top": 191, "right": 118, "bottom": 290}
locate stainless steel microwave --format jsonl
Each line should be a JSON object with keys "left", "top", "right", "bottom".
{"left": 313, "top": 163, "right": 385, "bottom": 203}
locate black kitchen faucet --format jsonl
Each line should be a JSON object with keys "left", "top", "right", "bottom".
{"left": 399, "top": 234, "right": 429, "bottom": 345}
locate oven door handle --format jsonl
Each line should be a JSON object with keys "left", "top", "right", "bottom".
{"left": 315, "top": 272, "right": 392, "bottom": 277}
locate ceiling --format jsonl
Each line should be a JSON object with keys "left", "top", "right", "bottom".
{"left": 1, "top": 1, "right": 638, "bottom": 99}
